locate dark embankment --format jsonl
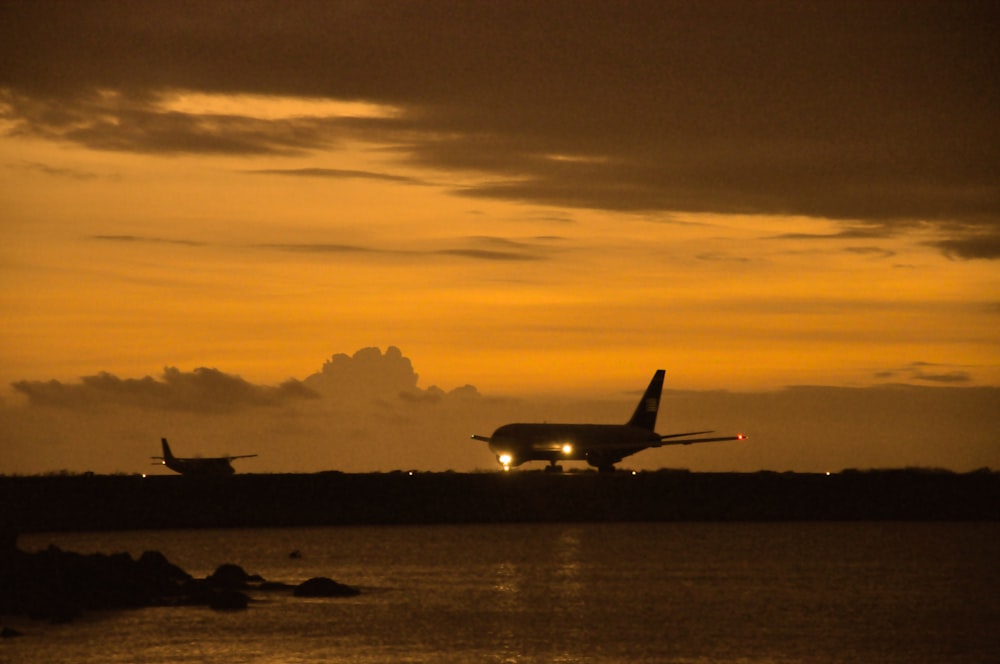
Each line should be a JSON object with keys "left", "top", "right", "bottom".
{"left": 3, "top": 470, "right": 997, "bottom": 532}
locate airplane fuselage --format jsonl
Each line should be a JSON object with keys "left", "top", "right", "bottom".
{"left": 161, "top": 457, "right": 236, "bottom": 476}
{"left": 488, "top": 423, "right": 661, "bottom": 469}
{"left": 153, "top": 438, "right": 256, "bottom": 476}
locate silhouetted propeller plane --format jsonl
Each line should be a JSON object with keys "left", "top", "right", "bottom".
{"left": 152, "top": 438, "right": 257, "bottom": 476}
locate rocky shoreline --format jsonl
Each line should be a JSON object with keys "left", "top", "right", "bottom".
{"left": 0, "top": 535, "right": 359, "bottom": 629}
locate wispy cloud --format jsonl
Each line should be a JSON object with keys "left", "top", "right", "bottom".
{"left": 255, "top": 242, "right": 380, "bottom": 254}
{"left": 844, "top": 246, "right": 896, "bottom": 259}
{"left": 434, "top": 248, "right": 541, "bottom": 262}
{"left": 91, "top": 235, "right": 205, "bottom": 247}
{"left": 696, "top": 252, "right": 750, "bottom": 263}
{"left": 246, "top": 167, "right": 427, "bottom": 185}
{"left": 14, "top": 160, "right": 105, "bottom": 180}
{"left": 874, "top": 361, "right": 975, "bottom": 384}
{"left": 257, "top": 235, "right": 551, "bottom": 262}
{"left": 765, "top": 227, "right": 890, "bottom": 241}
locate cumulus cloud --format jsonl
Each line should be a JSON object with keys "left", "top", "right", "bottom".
{"left": 302, "top": 346, "right": 480, "bottom": 402}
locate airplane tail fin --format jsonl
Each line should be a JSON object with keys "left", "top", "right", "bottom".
{"left": 626, "top": 370, "right": 665, "bottom": 430}
{"left": 160, "top": 438, "right": 175, "bottom": 461}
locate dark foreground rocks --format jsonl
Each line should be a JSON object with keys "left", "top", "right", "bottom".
{"left": 294, "top": 576, "right": 362, "bottom": 598}
{"left": 0, "top": 535, "right": 359, "bottom": 624}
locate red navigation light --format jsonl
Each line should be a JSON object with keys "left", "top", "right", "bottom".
{"left": 737, "top": 434, "right": 747, "bottom": 440}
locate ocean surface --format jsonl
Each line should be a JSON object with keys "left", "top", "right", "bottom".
{"left": 6, "top": 523, "right": 999, "bottom": 663}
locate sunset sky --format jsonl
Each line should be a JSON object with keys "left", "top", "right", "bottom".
{"left": 1, "top": 2, "right": 997, "bottom": 474}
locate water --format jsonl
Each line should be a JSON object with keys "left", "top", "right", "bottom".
{"left": 5, "top": 523, "right": 998, "bottom": 663}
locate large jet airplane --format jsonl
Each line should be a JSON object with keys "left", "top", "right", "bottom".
{"left": 151, "top": 438, "right": 257, "bottom": 476}
{"left": 472, "top": 370, "right": 745, "bottom": 472}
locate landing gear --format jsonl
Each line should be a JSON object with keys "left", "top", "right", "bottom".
{"left": 598, "top": 464, "right": 616, "bottom": 474}
{"left": 545, "top": 462, "right": 564, "bottom": 473}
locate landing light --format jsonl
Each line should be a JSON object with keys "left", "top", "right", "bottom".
{"left": 498, "top": 453, "right": 512, "bottom": 466}
{"left": 561, "top": 444, "right": 573, "bottom": 455}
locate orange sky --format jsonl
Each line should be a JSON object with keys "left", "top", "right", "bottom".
{"left": 1, "top": 2, "right": 997, "bottom": 473}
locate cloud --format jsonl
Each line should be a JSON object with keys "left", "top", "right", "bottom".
{"left": 13, "top": 160, "right": 102, "bottom": 180}
{"left": 256, "top": 242, "right": 379, "bottom": 255}
{"left": 434, "top": 249, "right": 541, "bottom": 261}
{"left": 844, "top": 246, "right": 896, "bottom": 259}
{"left": 304, "top": 346, "right": 419, "bottom": 396}
{"left": 246, "top": 167, "right": 427, "bottom": 185}
{"left": 92, "top": 235, "right": 205, "bottom": 247}
{"left": 766, "top": 227, "right": 890, "bottom": 241}
{"left": 12, "top": 367, "right": 318, "bottom": 412}
{"left": 302, "top": 345, "right": 482, "bottom": 402}
{"left": 930, "top": 233, "right": 1000, "bottom": 260}
{"left": 1, "top": 2, "right": 997, "bottom": 255}
{"left": 874, "top": 361, "right": 975, "bottom": 385}
{"left": 87, "top": 233, "right": 553, "bottom": 263}
{"left": 908, "top": 362, "right": 973, "bottom": 384}
{"left": 258, "top": 236, "right": 549, "bottom": 262}
{"left": 696, "top": 252, "right": 750, "bottom": 263}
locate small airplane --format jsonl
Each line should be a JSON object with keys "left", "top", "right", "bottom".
{"left": 151, "top": 438, "right": 257, "bottom": 476}
{"left": 472, "top": 370, "right": 745, "bottom": 472}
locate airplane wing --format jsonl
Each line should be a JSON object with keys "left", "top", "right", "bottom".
{"left": 659, "top": 430, "right": 714, "bottom": 440}
{"left": 226, "top": 454, "right": 258, "bottom": 460}
{"left": 471, "top": 435, "right": 492, "bottom": 442}
{"left": 653, "top": 433, "right": 746, "bottom": 447}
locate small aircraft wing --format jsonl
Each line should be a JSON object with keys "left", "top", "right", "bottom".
{"left": 471, "top": 435, "right": 492, "bottom": 442}
{"left": 226, "top": 454, "right": 258, "bottom": 460}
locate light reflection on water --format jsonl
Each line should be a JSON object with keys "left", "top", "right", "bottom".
{"left": 8, "top": 523, "right": 1000, "bottom": 663}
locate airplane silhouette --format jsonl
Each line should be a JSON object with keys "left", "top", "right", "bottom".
{"left": 152, "top": 438, "right": 257, "bottom": 476}
{"left": 472, "top": 370, "right": 745, "bottom": 472}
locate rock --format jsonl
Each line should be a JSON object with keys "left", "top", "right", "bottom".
{"left": 137, "top": 550, "right": 191, "bottom": 585}
{"left": 2, "top": 541, "right": 359, "bottom": 622}
{"left": 293, "top": 577, "right": 360, "bottom": 598}
{"left": 205, "top": 563, "right": 262, "bottom": 589}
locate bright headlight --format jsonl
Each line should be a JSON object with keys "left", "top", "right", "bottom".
{"left": 561, "top": 444, "right": 573, "bottom": 455}
{"left": 498, "top": 453, "right": 512, "bottom": 465}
